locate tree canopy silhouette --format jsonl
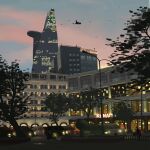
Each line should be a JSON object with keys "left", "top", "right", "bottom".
{"left": 69, "top": 88, "right": 99, "bottom": 120}
{"left": 113, "top": 102, "right": 134, "bottom": 128}
{"left": 106, "top": 7, "right": 150, "bottom": 80}
{"left": 45, "top": 93, "right": 69, "bottom": 126}
{"left": 0, "top": 55, "right": 29, "bottom": 137}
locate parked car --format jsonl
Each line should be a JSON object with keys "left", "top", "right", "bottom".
{"left": 0, "top": 126, "right": 15, "bottom": 138}
{"left": 20, "top": 126, "right": 34, "bottom": 137}
{"left": 75, "top": 119, "right": 102, "bottom": 136}
{"left": 5, "top": 126, "right": 35, "bottom": 138}
{"left": 31, "top": 126, "right": 46, "bottom": 137}
{"left": 44, "top": 126, "right": 70, "bottom": 139}
{"left": 104, "top": 123, "right": 127, "bottom": 135}
{"left": 69, "top": 126, "right": 80, "bottom": 136}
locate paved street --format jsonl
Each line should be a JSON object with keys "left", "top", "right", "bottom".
{"left": 1, "top": 138, "right": 150, "bottom": 150}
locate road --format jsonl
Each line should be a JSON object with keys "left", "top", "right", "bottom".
{"left": 0, "top": 137, "right": 150, "bottom": 150}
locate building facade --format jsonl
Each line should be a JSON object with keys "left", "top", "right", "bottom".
{"left": 28, "top": 9, "right": 58, "bottom": 73}
{"left": 9, "top": 9, "right": 150, "bottom": 131}
{"left": 10, "top": 72, "right": 69, "bottom": 127}
{"left": 2, "top": 67, "right": 150, "bottom": 131}
{"left": 68, "top": 68, "right": 150, "bottom": 131}
{"left": 28, "top": 9, "right": 98, "bottom": 75}
{"left": 80, "top": 48, "right": 97, "bottom": 73}
{"left": 58, "top": 45, "right": 98, "bottom": 74}
{"left": 58, "top": 45, "right": 81, "bottom": 74}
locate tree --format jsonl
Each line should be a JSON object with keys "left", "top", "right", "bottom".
{"left": 127, "top": 77, "right": 150, "bottom": 130}
{"left": 106, "top": 7, "right": 150, "bottom": 80}
{"left": 113, "top": 101, "right": 134, "bottom": 129}
{"left": 0, "top": 56, "right": 29, "bottom": 137}
{"left": 69, "top": 88, "right": 98, "bottom": 120}
{"left": 45, "top": 93, "right": 69, "bottom": 126}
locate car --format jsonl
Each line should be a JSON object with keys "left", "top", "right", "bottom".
{"left": 20, "top": 126, "right": 34, "bottom": 137}
{"left": 44, "top": 126, "right": 70, "bottom": 139}
{"left": 104, "top": 123, "right": 127, "bottom": 135}
{"left": 0, "top": 126, "right": 15, "bottom": 138}
{"left": 69, "top": 126, "right": 80, "bottom": 135}
{"left": 7, "top": 126, "right": 35, "bottom": 138}
{"left": 75, "top": 119, "right": 103, "bottom": 136}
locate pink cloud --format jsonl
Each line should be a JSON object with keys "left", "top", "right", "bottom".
{"left": 0, "top": 25, "right": 31, "bottom": 44}
{"left": 0, "top": 6, "right": 113, "bottom": 68}
{"left": 0, "top": 6, "right": 44, "bottom": 45}
{"left": 0, "top": 6, "right": 44, "bottom": 29}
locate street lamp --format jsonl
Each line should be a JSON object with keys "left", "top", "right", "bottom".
{"left": 82, "top": 50, "right": 110, "bottom": 135}
{"left": 34, "top": 106, "right": 37, "bottom": 124}
{"left": 137, "top": 76, "right": 145, "bottom": 131}
{"left": 97, "top": 58, "right": 104, "bottom": 135}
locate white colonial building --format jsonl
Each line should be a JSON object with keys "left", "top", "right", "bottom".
{"left": 3, "top": 67, "right": 150, "bottom": 132}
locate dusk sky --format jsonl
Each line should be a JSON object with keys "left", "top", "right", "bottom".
{"left": 0, "top": 0, "right": 148, "bottom": 71}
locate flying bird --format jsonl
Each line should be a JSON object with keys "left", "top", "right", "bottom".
{"left": 73, "top": 20, "right": 81, "bottom": 25}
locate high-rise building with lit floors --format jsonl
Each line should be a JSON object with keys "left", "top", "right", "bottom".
{"left": 27, "top": 9, "right": 58, "bottom": 73}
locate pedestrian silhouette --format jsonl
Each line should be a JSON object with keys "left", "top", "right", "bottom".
{"left": 136, "top": 127, "right": 141, "bottom": 140}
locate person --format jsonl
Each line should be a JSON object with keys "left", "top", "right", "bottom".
{"left": 136, "top": 127, "right": 141, "bottom": 139}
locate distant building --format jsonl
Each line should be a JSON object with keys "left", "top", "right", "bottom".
{"left": 28, "top": 9, "right": 58, "bottom": 73}
{"left": 5, "top": 9, "right": 150, "bottom": 131}
{"left": 80, "top": 48, "right": 97, "bottom": 72}
{"left": 24, "top": 72, "right": 68, "bottom": 118}
{"left": 58, "top": 45, "right": 81, "bottom": 74}
{"left": 5, "top": 67, "right": 150, "bottom": 132}
{"left": 58, "top": 45, "right": 98, "bottom": 74}
{"left": 28, "top": 9, "right": 98, "bottom": 75}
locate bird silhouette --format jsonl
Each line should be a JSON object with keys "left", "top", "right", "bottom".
{"left": 73, "top": 20, "right": 81, "bottom": 25}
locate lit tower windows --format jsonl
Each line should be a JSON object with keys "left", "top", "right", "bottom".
{"left": 28, "top": 8, "right": 58, "bottom": 73}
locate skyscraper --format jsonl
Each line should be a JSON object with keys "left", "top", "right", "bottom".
{"left": 28, "top": 9, "right": 97, "bottom": 74}
{"left": 28, "top": 9, "right": 58, "bottom": 73}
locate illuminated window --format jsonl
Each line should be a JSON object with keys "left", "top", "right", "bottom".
{"left": 147, "top": 101, "right": 150, "bottom": 112}
{"left": 41, "top": 57, "right": 51, "bottom": 66}
{"left": 45, "top": 12, "right": 57, "bottom": 32}
{"left": 50, "top": 75, "right": 56, "bottom": 80}
{"left": 33, "top": 56, "right": 38, "bottom": 64}
{"left": 131, "top": 101, "right": 141, "bottom": 112}
{"left": 40, "top": 85, "right": 48, "bottom": 89}
{"left": 50, "top": 85, "right": 56, "bottom": 89}
{"left": 40, "top": 74, "right": 47, "bottom": 80}
{"left": 48, "top": 39, "right": 57, "bottom": 43}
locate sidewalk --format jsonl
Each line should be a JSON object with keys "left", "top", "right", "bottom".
{"left": 0, "top": 137, "right": 30, "bottom": 145}
{"left": 61, "top": 135, "right": 124, "bottom": 143}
